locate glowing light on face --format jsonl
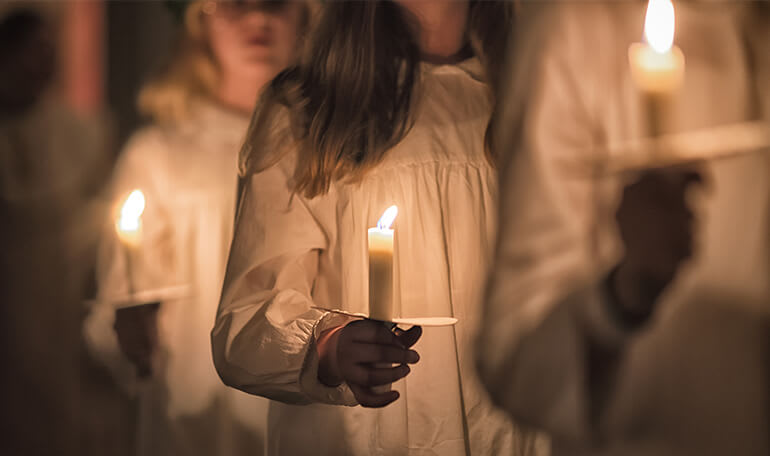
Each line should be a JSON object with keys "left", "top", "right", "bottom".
{"left": 644, "top": 0, "right": 676, "bottom": 54}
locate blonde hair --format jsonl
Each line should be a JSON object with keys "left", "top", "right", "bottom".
{"left": 137, "top": 2, "right": 219, "bottom": 125}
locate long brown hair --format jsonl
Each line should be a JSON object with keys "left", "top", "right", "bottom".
{"left": 244, "top": 1, "right": 514, "bottom": 198}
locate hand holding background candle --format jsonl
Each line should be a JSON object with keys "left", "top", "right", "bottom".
{"left": 613, "top": 0, "right": 701, "bottom": 325}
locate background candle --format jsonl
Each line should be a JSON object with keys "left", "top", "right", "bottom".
{"left": 628, "top": 0, "right": 685, "bottom": 137}
{"left": 115, "top": 189, "right": 145, "bottom": 300}
{"left": 368, "top": 205, "right": 397, "bottom": 322}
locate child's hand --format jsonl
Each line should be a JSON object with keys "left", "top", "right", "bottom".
{"left": 611, "top": 167, "right": 703, "bottom": 321}
{"left": 114, "top": 303, "right": 160, "bottom": 378}
{"left": 317, "top": 320, "right": 422, "bottom": 407}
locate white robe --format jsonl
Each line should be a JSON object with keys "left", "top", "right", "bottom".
{"left": 84, "top": 101, "right": 269, "bottom": 456}
{"left": 213, "top": 59, "right": 546, "bottom": 456}
{"left": 478, "top": 3, "right": 770, "bottom": 456}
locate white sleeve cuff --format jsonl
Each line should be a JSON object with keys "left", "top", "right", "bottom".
{"left": 298, "top": 312, "right": 358, "bottom": 406}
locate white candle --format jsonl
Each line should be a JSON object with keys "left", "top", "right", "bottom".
{"left": 115, "top": 189, "right": 145, "bottom": 299}
{"left": 368, "top": 205, "right": 398, "bottom": 322}
{"left": 628, "top": 0, "right": 685, "bottom": 137}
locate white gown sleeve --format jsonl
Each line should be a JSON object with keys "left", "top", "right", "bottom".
{"left": 476, "top": 5, "right": 633, "bottom": 447}
{"left": 212, "top": 155, "right": 357, "bottom": 406}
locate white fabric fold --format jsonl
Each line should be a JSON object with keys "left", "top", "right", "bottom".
{"left": 213, "top": 58, "right": 545, "bottom": 455}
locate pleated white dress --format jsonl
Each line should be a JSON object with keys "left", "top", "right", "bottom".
{"left": 213, "top": 59, "right": 545, "bottom": 455}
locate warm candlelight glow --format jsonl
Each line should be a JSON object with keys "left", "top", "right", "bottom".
{"left": 644, "top": 0, "right": 675, "bottom": 54}
{"left": 116, "top": 189, "right": 145, "bottom": 247}
{"left": 629, "top": 0, "right": 685, "bottom": 97}
{"left": 377, "top": 205, "right": 398, "bottom": 231}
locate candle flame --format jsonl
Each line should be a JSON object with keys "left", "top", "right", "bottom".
{"left": 377, "top": 205, "right": 398, "bottom": 230}
{"left": 644, "top": 0, "right": 676, "bottom": 54}
{"left": 117, "top": 189, "right": 145, "bottom": 240}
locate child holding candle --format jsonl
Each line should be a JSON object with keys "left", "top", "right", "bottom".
{"left": 213, "top": 1, "right": 544, "bottom": 455}
{"left": 84, "top": 1, "right": 308, "bottom": 455}
{"left": 477, "top": 3, "right": 770, "bottom": 455}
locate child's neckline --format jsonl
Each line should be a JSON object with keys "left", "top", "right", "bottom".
{"left": 419, "top": 56, "right": 484, "bottom": 82}
{"left": 419, "top": 43, "right": 475, "bottom": 66}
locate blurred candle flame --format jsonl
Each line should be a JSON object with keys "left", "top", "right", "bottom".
{"left": 644, "top": 0, "right": 676, "bottom": 54}
{"left": 116, "top": 189, "right": 145, "bottom": 246}
{"left": 376, "top": 205, "right": 398, "bottom": 231}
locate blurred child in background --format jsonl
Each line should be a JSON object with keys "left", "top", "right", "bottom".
{"left": 84, "top": 1, "right": 308, "bottom": 454}
{"left": 478, "top": 3, "right": 770, "bottom": 455}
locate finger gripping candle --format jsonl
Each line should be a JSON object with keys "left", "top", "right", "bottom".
{"left": 368, "top": 205, "right": 398, "bottom": 322}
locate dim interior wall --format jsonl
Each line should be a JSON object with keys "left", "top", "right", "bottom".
{"left": 107, "top": 0, "right": 175, "bottom": 150}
